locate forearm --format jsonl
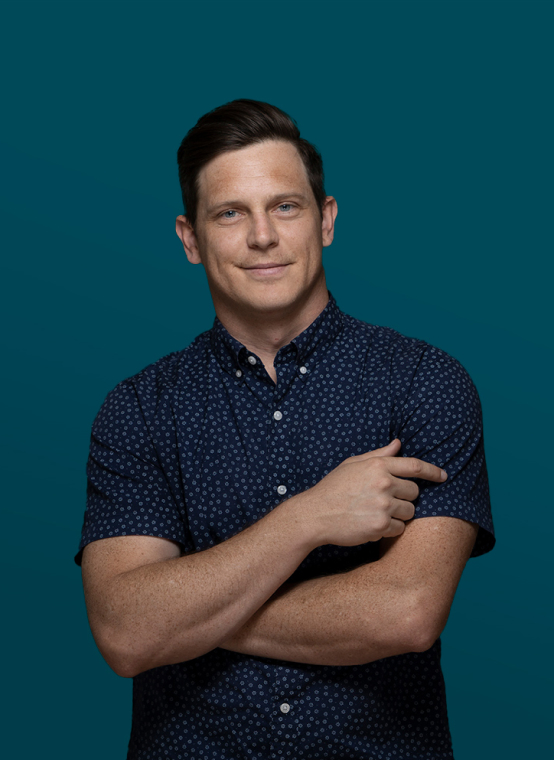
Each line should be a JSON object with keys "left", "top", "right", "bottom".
{"left": 219, "top": 517, "right": 477, "bottom": 666}
{"left": 219, "top": 560, "right": 423, "bottom": 666}
{"left": 87, "top": 494, "right": 316, "bottom": 676}
{"left": 86, "top": 448, "right": 456, "bottom": 675}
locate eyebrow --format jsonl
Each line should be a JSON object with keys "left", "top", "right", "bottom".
{"left": 206, "top": 192, "right": 311, "bottom": 216}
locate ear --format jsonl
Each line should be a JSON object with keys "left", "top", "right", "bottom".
{"left": 321, "top": 196, "right": 338, "bottom": 248}
{"left": 176, "top": 214, "right": 202, "bottom": 264}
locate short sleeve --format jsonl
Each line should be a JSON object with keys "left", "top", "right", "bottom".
{"left": 392, "top": 342, "right": 495, "bottom": 558}
{"left": 74, "top": 379, "right": 188, "bottom": 565}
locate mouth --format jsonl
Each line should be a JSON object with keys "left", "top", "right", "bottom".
{"left": 242, "top": 263, "right": 291, "bottom": 276}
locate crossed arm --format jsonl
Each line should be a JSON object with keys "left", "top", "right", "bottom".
{"left": 218, "top": 515, "right": 478, "bottom": 666}
{"left": 81, "top": 443, "right": 478, "bottom": 676}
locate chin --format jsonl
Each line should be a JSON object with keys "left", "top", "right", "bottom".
{"left": 247, "top": 295, "right": 296, "bottom": 314}
{"left": 233, "top": 284, "right": 295, "bottom": 310}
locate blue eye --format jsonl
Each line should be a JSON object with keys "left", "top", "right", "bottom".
{"left": 278, "top": 204, "right": 293, "bottom": 212}
{"left": 222, "top": 210, "right": 237, "bottom": 218}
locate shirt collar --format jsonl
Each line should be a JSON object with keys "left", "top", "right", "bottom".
{"left": 210, "top": 292, "right": 343, "bottom": 376}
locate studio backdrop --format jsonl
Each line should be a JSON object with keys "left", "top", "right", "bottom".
{"left": 1, "top": 1, "right": 552, "bottom": 758}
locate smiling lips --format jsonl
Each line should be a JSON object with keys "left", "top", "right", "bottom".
{"left": 243, "top": 263, "right": 291, "bottom": 276}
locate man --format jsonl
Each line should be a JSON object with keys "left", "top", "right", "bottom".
{"left": 76, "top": 99, "right": 495, "bottom": 759}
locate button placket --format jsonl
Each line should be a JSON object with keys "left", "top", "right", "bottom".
{"left": 270, "top": 664, "right": 299, "bottom": 744}
{"left": 274, "top": 666, "right": 301, "bottom": 743}
{"left": 271, "top": 380, "right": 288, "bottom": 501}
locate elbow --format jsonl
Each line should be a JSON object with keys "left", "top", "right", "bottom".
{"left": 355, "top": 589, "right": 449, "bottom": 662}
{"left": 93, "top": 623, "right": 207, "bottom": 677}
{"left": 391, "top": 593, "right": 446, "bottom": 655}
{"left": 107, "top": 647, "right": 143, "bottom": 679}
{"left": 93, "top": 629, "right": 140, "bottom": 678}
{"left": 104, "top": 641, "right": 166, "bottom": 679}
{"left": 108, "top": 658, "right": 137, "bottom": 679}
{"left": 408, "top": 624, "right": 441, "bottom": 653}
{"left": 355, "top": 614, "right": 440, "bottom": 664}
{"left": 406, "top": 608, "right": 446, "bottom": 654}
{"left": 91, "top": 623, "right": 153, "bottom": 678}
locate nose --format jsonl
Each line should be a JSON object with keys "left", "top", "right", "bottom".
{"left": 246, "top": 212, "right": 279, "bottom": 251}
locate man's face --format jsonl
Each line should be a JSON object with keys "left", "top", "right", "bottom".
{"left": 176, "top": 140, "right": 337, "bottom": 320}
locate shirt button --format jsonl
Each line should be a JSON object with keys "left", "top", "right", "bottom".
{"left": 273, "top": 410, "right": 283, "bottom": 420}
{"left": 299, "top": 366, "right": 307, "bottom": 374}
{"left": 235, "top": 369, "right": 243, "bottom": 378}
{"left": 277, "top": 485, "right": 287, "bottom": 496}
{"left": 280, "top": 703, "right": 290, "bottom": 714}
{"left": 248, "top": 356, "right": 257, "bottom": 365}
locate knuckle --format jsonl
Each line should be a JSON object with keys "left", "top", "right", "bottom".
{"left": 367, "top": 516, "right": 389, "bottom": 541}
{"left": 410, "top": 459, "right": 424, "bottom": 476}
{"left": 374, "top": 475, "right": 392, "bottom": 493}
{"left": 376, "top": 493, "right": 392, "bottom": 511}
{"left": 373, "top": 514, "right": 390, "bottom": 534}
{"left": 368, "top": 457, "right": 386, "bottom": 472}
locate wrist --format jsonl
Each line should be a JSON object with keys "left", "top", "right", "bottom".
{"left": 275, "top": 489, "right": 323, "bottom": 553}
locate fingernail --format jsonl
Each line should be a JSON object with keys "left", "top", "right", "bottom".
{"left": 441, "top": 469, "right": 448, "bottom": 480}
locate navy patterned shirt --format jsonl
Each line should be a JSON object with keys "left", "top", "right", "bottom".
{"left": 76, "top": 293, "right": 494, "bottom": 760}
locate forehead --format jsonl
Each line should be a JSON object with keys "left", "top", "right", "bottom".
{"left": 196, "top": 140, "right": 312, "bottom": 209}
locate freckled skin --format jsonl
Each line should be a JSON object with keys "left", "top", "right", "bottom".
{"left": 82, "top": 436, "right": 469, "bottom": 675}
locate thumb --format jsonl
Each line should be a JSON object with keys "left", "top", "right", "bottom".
{"left": 362, "top": 438, "right": 402, "bottom": 459}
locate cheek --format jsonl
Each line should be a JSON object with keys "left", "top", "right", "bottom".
{"left": 300, "top": 225, "right": 324, "bottom": 265}
{"left": 287, "top": 219, "right": 322, "bottom": 250}
{"left": 201, "top": 235, "right": 238, "bottom": 274}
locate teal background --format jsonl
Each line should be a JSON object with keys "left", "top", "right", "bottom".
{"left": 1, "top": 0, "right": 552, "bottom": 757}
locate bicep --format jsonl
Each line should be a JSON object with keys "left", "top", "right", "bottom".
{"left": 81, "top": 536, "right": 181, "bottom": 621}
{"left": 379, "top": 515, "right": 478, "bottom": 565}
{"left": 378, "top": 516, "right": 479, "bottom": 641}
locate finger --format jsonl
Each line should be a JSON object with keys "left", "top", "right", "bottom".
{"left": 354, "top": 439, "right": 402, "bottom": 461}
{"left": 392, "top": 478, "right": 420, "bottom": 502}
{"left": 388, "top": 457, "right": 447, "bottom": 483}
{"left": 389, "top": 498, "right": 416, "bottom": 523}
{"left": 381, "top": 517, "right": 406, "bottom": 539}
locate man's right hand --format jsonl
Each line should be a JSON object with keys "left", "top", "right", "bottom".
{"left": 298, "top": 439, "right": 447, "bottom": 547}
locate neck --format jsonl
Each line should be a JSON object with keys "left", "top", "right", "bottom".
{"left": 215, "top": 285, "right": 330, "bottom": 381}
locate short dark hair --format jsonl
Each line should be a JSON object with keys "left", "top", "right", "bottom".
{"left": 177, "top": 99, "right": 326, "bottom": 228}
